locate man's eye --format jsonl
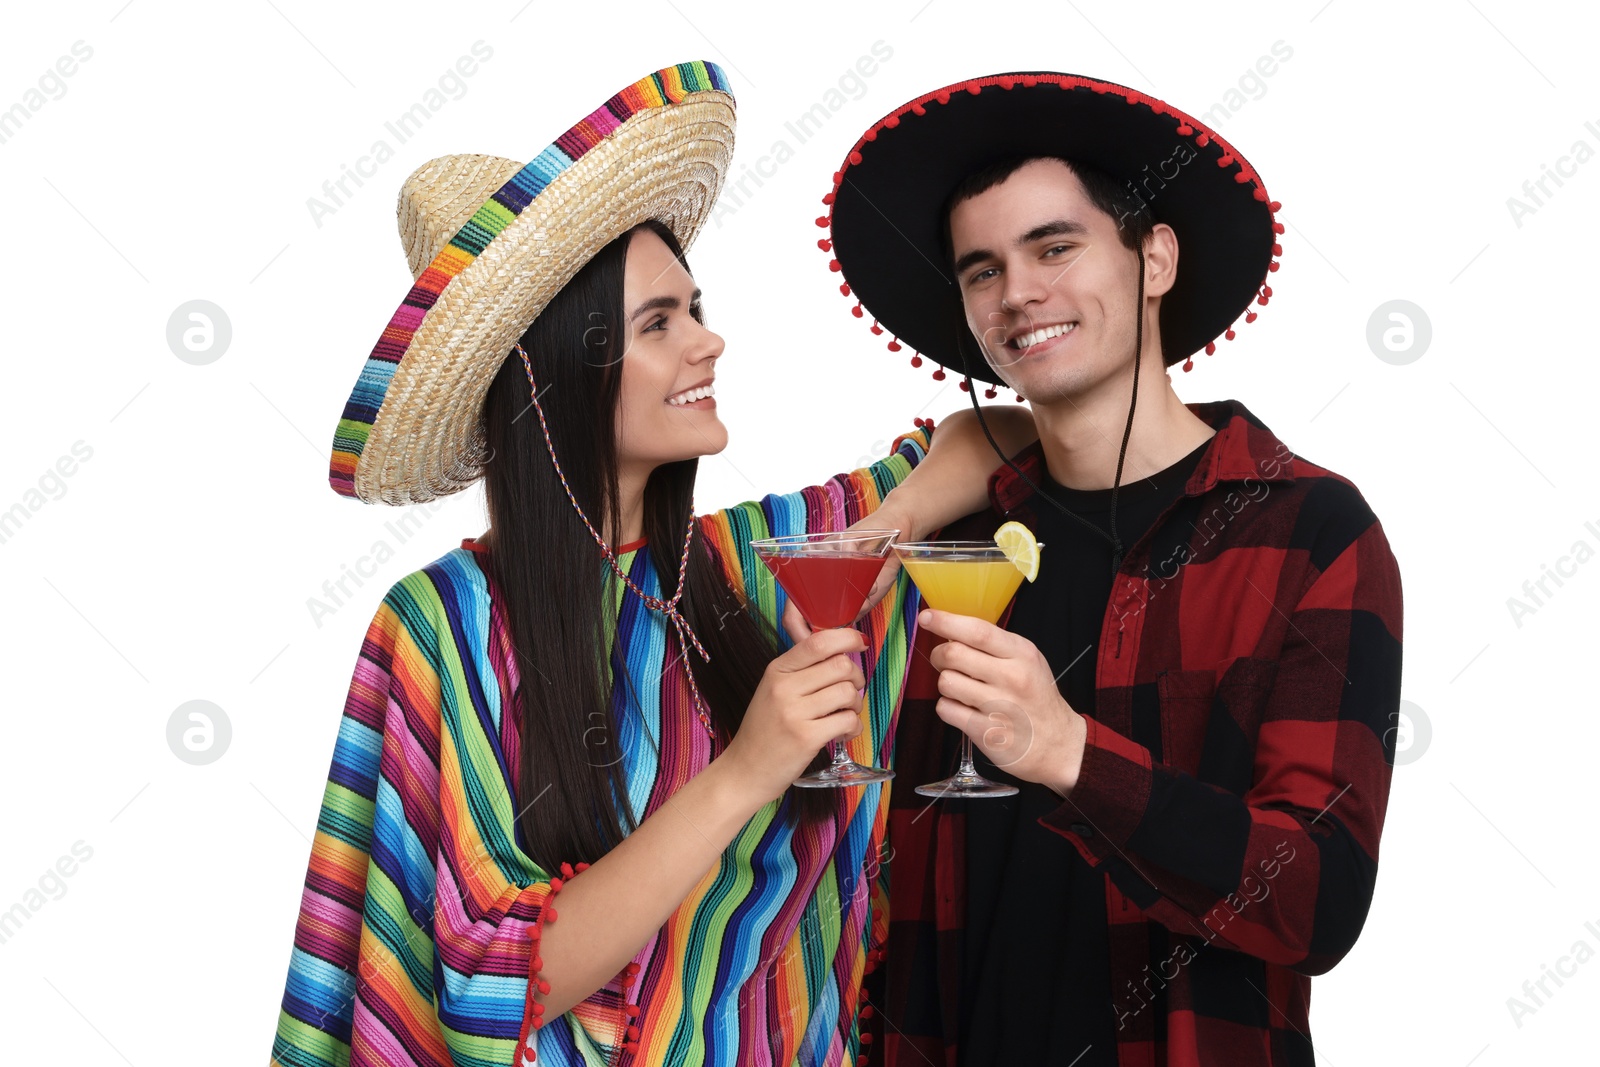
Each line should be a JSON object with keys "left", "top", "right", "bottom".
{"left": 1043, "top": 244, "right": 1072, "bottom": 257}
{"left": 968, "top": 267, "right": 997, "bottom": 285}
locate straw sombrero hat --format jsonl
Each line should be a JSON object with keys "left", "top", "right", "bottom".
{"left": 328, "top": 60, "right": 735, "bottom": 504}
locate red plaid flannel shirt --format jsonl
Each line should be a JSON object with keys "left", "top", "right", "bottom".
{"left": 862, "top": 399, "right": 1404, "bottom": 1067}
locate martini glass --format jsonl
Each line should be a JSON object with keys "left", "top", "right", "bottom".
{"left": 892, "top": 540, "right": 1042, "bottom": 798}
{"left": 750, "top": 529, "right": 900, "bottom": 788}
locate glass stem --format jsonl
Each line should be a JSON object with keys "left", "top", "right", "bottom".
{"left": 827, "top": 643, "right": 869, "bottom": 769}
{"left": 957, "top": 736, "right": 980, "bottom": 778}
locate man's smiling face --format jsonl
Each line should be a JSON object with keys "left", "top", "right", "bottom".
{"left": 948, "top": 158, "right": 1171, "bottom": 404}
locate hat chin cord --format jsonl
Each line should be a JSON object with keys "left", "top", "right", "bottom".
{"left": 963, "top": 244, "right": 1146, "bottom": 582}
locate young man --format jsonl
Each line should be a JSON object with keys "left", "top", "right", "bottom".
{"left": 822, "top": 75, "right": 1404, "bottom": 1066}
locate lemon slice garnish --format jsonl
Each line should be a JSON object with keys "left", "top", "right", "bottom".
{"left": 994, "top": 521, "right": 1042, "bottom": 582}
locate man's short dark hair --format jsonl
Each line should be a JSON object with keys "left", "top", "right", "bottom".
{"left": 941, "top": 155, "right": 1156, "bottom": 261}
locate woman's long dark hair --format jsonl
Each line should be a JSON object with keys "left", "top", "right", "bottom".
{"left": 480, "top": 220, "right": 837, "bottom": 869}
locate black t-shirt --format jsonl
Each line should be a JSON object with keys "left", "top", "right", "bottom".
{"left": 958, "top": 435, "right": 1212, "bottom": 1067}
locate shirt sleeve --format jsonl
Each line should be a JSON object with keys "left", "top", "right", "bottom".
{"left": 697, "top": 425, "right": 933, "bottom": 644}
{"left": 271, "top": 570, "right": 624, "bottom": 1067}
{"left": 1039, "top": 508, "right": 1404, "bottom": 976}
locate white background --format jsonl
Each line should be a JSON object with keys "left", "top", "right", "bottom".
{"left": 1, "top": 1, "right": 1595, "bottom": 1064}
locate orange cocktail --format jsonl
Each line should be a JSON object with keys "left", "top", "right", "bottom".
{"left": 893, "top": 539, "right": 1042, "bottom": 799}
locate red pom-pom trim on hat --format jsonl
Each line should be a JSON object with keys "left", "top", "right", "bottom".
{"left": 1205, "top": 341, "right": 1216, "bottom": 355}
{"left": 1246, "top": 311, "right": 1258, "bottom": 323}
{"left": 1225, "top": 329, "right": 1236, "bottom": 341}
{"left": 886, "top": 339, "right": 902, "bottom": 352}
{"left": 816, "top": 74, "right": 1282, "bottom": 395}
{"left": 822, "top": 192, "right": 836, "bottom": 206}
{"left": 1182, "top": 358, "right": 1194, "bottom": 372}
{"left": 870, "top": 321, "right": 884, "bottom": 335}
{"left": 816, "top": 216, "right": 831, "bottom": 229}
{"left": 958, "top": 379, "right": 971, "bottom": 392}
{"left": 984, "top": 386, "right": 998, "bottom": 399}
{"left": 818, "top": 239, "right": 832, "bottom": 252}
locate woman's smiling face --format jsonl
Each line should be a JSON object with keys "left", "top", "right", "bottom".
{"left": 614, "top": 227, "right": 728, "bottom": 473}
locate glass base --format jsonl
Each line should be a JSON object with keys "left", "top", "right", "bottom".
{"left": 792, "top": 761, "right": 895, "bottom": 788}
{"left": 915, "top": 772, "right": 1019, "bottom": 799}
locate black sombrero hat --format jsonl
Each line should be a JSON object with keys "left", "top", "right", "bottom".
{"left": 816, "top": 72, "right": 1283, "bottom": 397}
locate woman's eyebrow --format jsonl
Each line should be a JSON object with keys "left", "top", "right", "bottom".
{"left": 629, "top": 287, "right": 703, "bottom": 321}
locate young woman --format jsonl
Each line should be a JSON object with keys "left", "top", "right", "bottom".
{"left": 273, "top": 63, "right": 1034, "bottom": 1066}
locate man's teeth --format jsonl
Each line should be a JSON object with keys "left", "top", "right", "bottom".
{"left": 667, "top": 384, "right": 715, "bottom": 406}
{"left": 1011, "top": 322, "right": 1076, "bottom": 349}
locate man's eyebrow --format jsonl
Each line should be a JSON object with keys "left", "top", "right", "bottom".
{"left": 952, "top": 246, "right": 995, "bottom": 278}
{"left": 629, "top": 287, "right": 702, "bottom": 321}
{"left": 952, "top": 219, "right": 1090, "bottom": 278}
{"left": 1020, "top": 218, "right": 1089, "bottom": 244}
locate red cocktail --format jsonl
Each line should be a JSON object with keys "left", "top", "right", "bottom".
{"left": 750, "top": 529, "right": 900, "bottom": 788}
{"left": 758, "top": 552, "right": 885, "bottom": 629}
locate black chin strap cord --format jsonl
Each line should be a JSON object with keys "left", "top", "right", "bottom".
{"left": 963, "top": 245, "right": 1147, "bottom": 583}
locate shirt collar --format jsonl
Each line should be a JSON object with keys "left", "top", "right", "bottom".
{"left": 987, "top": 398, "right": 1299, "bottom": 513}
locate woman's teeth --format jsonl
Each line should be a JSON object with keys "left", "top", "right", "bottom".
{"left": 667, "top": 384, "right": 715, "bottom": 406}
{"left": 1010, "top": 322, "right": 1076, "bottom": 350}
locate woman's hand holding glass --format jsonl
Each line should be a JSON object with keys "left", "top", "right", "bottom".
{"left": 721, "top": 628, "right": 869, "bottom": 803}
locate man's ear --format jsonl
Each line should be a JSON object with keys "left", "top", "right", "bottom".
{"left": 1142, "top": 223, "right": 1179, "bottom": 299}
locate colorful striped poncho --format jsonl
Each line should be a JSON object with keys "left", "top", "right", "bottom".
{"left": 272, "top": 427, "right": 931, "bottom": 1067}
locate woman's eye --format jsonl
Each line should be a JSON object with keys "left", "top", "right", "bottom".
{"left": 644, "top": 315, "right": 667, "bottom": 332}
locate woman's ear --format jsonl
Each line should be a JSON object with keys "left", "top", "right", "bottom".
{"left": 1143, "top": 223, "right": 1179, "bottom": 299}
